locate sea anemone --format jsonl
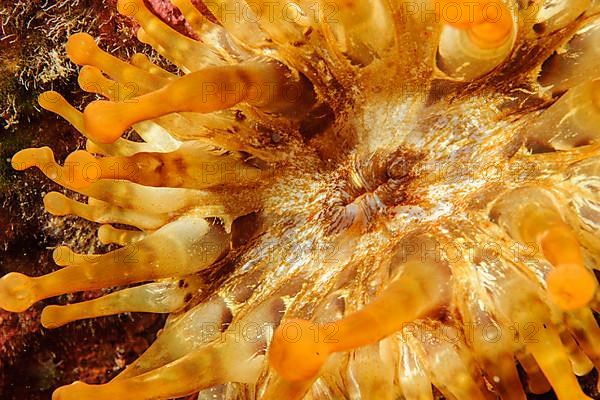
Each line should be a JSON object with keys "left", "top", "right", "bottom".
{"left": 2, "top": 0, "right": 600, "bottom": 398}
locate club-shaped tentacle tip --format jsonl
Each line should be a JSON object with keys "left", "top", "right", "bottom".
{"left": 44, "top": 192, "right": 70, "bottom": 216}
{"left": 547, "top": 265, "right": 598, "bottom": 310}
{"left": 78, "top": 65, "right": 104, "bottom": 92}
{"left": 83, "top": 100, "right": 129, "bottom": 144}
{"left": 52, "top": 246, "right": 75, "bottom": 266}
{"left": 97, "top": 224, "right": 113, "bottom": 244}
{"left": 41, "top": 305, "right": 66, "bottom": 329}
{"left": 269, "top": 319, "right": 329, "bottom": 382}
{"left": 0, "top": 272, "right": 37, "bottom": 313}
{"left": 63, "top": 150, "right": 100, "bottom": 189}
{"left": 66, "top": 32, "right": 98, "bottom": 65}
{"left": 11, "top": 147, "right": 54, "bottom": 171}
{"left": 38, "top": 91, "right": 65, "bottom": 111}
{"left": 117, "top": 0, "right": 140, "bottom": 17}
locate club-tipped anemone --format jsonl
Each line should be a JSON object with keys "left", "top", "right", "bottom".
{"left": 0, "top": 272, "right": 37, "bottom": 313}
{"left": 4, "top": 0, "right": 600, "bottom": 399}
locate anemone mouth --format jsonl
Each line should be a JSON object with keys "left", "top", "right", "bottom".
{"left": 3, "top": 0, "right": 600, "bottom": 399}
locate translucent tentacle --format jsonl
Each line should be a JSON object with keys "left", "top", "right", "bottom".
{"left": 466, "top": 307, "right": 527, "bottom": 399}
{"left": 322, "top": 0, "right": 395, "bottom": 64}
{"left": 567, "top": 308, "right": 600, "bottom": 372}
{"left": 455, "top": 218, "right": 593, "bottom": 400}
{"left": 52, "top": 340, "right": 249, "bottom": 400}
{"left": 43, "top": 192, "right": 170, "bottom": 230}
{"left": 242, "top": 0, "right": 306, "bottom": 45}
{"left": 0, "top": 217, "right": 228, "bottom": 312}
{"left": 54, "top": 298, "right": 284, "bottom": 400}
{"left": 43, "top": 143, "right": 263, "bottom": 190}
{"left": 52, "top": 246, "right": 101, "bottom": 267}
{"left": 533, "top": 0, "right": 591, "bottom": 32}
{"left": 435, "top": 0, "right": 516, "bottom": 80}
{"left": 525, "top": 322, "right": 592, "bottom": 399}
{"left": 97, "top": 225, "right": 147, "bottom": 246}
{"left": 451, "top": 238, "right": 527, "bottom": 400}
{"left": 559, "top": 330, "right": 594, "bottom": 375}
{"left": 491, "top": 187, "right": 598, "bottom": 310}
{"left": 525, "top": 79, "right": 600, "bottom": 150}
{"left": 170, "top": 0, "right": 211, "bottom": 34}
{"left": 496, "top": 268, "right": 592, "bottom": 400}
{"left": 66, "top": 33, "right": 168, "bottom": 92}
{"left": 78, "top": 65, "right": 182, "bottom": 152}
{"left": 129, "top": 53, "right": 177, "bottom": 80}
{"left": 78, "top": 65, "right": 143, "bottom": 100}
{"left": 115, "top": 297, "right": 230, "bottom": 380}
{"left": 170, "top": 0, "right": 226, "bottom": 42}
{"left": 267, "top": 258, "right": 451, "bottom": 389}
{"left": 539, "top": 17, "right": 600, "bottom": 93}
{"left": 38, "top": 91, "right": 163, "bottom": 156}
{"left": 516, "top": 352, "right": 552, "bottom": 394}
{"left": 415, "top": 322, "right": 490, "bottom": 400}
{"left": 82, "top": 61, "right": 315, "bottom": 143}
{"left": 117, "top": 0, "right": 224, "bottom": 71}
{"left": 41, "top": 276, "right": 204, "bottom": 328}
{"left": 11, "top": 147, "right": 229, "bottom": 214}
{"left": 397, "top": 337, "right": 434, "bottom": 400}
{"left": 38, "top": 91, "right": 86, "bottom": 133}
{"left": 202, "top": 0, "right": 270, "bottom": 48}
{"left": 346, "top": 342, "right": 395, "bottom": 400}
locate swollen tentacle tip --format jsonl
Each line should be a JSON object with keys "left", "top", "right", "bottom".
{"left": 63, "top": 150, "right": 100, "bottom": 189}
{"left": 44, "top": 192, "right": 71, "bottom": 216}
{"left": 52, "top": 246, "right": 76, "bottom": 266}
{"left": 117, "top": 0, "right": 141, "bottom": 17}
{"left": 38, "top": 91, "right": 67, "bottom": 112}
{"left": 0, "top": 272, "right": 37, "bottom": 313}
{"left": 78, "top": 66, "right": 105, "bottom": 93}
{"left": 136, "top": 27, "right": 151, "bottom": 46}
{"left": 269, "top": 319, "right": 329, "bottom": 382}
{"left": 130, "top": 53, "right": 147, "bottom": 65}
{"left": 41, "top": 305, "right": 67, "bottom": 329}
{"left": 11, "top": 147, "right": 54, "bottom": 171}
{"left": 83, "top": 100, "right": 129, "bottom": 144}
{"left": 52, "top": 246, "right": 101, "bottom": 266}
{"left": 547, "top": 265, "right": 598, "bottom": 310}
{"left": 98, "top": 224, "right": 114, "bottom": 245}
{"left": 468, "top": 14, "right": 513, "bottom": 49}
{"left": 66, "top": 33, "right": 98, "bottom": 65}
{"left": 436, "top": 0, "right": 513, "bottom": 48}
{"left": 38, "top": 91, "right": 85, "bottom": 133}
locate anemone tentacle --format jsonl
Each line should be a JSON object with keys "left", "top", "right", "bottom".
{"left": 3, "top": 0, "right": 600, "bottom": 399}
